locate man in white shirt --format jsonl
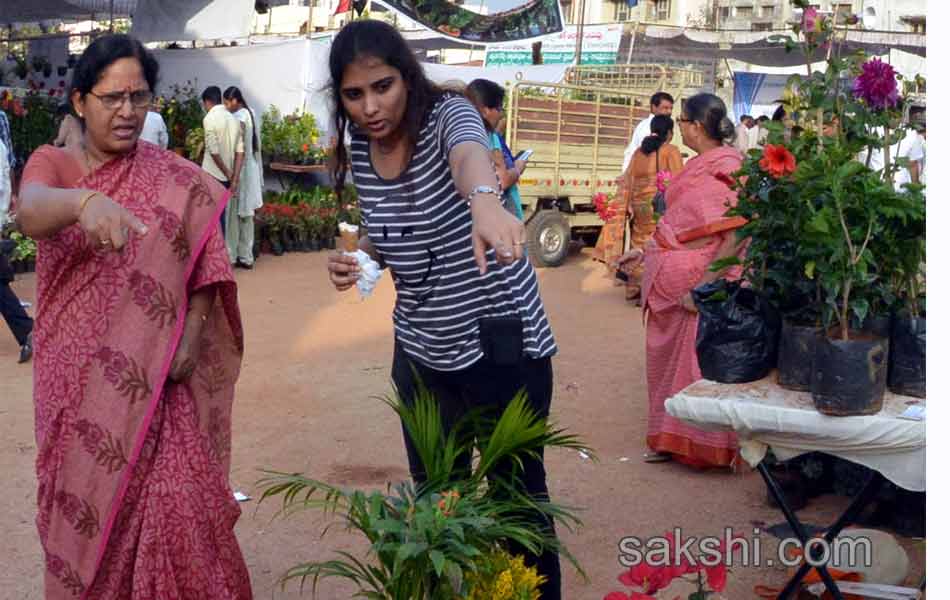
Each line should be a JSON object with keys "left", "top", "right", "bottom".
{"left": 742, "top": 115, "right": 761, "bottom": 151}
{"left": 201, "top": 86, "right": 245, "bottom": 251}
{"left": 140, "top": 108, "right": 169, "bottom": 149}
{"left": 621, "top": 92, "right": 674, "bottom": 173}
{"left": 859, "top": 126, "right": 920, "bottom": 192}
{"left": 906, "top": 106, "right": 925, "bottom": 190}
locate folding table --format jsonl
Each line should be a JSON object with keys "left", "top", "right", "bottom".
{"left": 665, "top": 373, "right": 925, "bottom": 600}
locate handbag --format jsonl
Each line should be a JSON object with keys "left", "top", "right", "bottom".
{"left": 651, "top": 149, "right": 667, "bottom": 216}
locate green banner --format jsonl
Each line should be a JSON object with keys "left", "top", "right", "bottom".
{"left": 484, "top": 51, "right": 616, "bottom": 66}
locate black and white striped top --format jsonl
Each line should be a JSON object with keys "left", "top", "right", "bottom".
{"left": 351, "top": 94, "right": 557, "bottom": 372}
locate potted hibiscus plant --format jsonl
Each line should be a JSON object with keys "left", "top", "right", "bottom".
{"left": 725, "top": 1, "right": 925, "bottom": 414}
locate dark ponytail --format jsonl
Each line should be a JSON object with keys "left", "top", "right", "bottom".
{"left": 683, "top": 93, "right": 735, "bottom": 144}
{"left": 640, "top": 114, "right": 674, "bottom": 155}
{"left": 223, "top": 86, "right": 260, "bottom": 153}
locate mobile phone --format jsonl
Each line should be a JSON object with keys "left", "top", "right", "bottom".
{"left": 515, "top": 149, "right": 534, "bottom": 162}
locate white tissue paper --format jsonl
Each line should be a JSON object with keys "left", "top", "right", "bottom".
{"left": 346, "top": 249, "right": 382, "bottom": 299}
{"left": 337, "top": 222, "right": 382, "bottom": 299}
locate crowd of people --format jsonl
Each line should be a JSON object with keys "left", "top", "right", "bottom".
{"left": 0, "top": 21, "right": 927, "bottom": 600}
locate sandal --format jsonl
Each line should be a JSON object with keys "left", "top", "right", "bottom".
{"left": 643, "top": 451, "right": 672, "bottom": 463}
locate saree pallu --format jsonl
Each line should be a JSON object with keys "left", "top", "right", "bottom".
{"left": 32, "top": 142, "right": 251, "bottom": 598}
{"left": 640, "top": 146, "right": 746, "bottom": 469}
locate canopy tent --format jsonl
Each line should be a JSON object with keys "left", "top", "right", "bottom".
{"left": 0, "top": 0, "right": 136, "bottom": 24}
{"left": 628, "top": 25, "right": 925, "bottom": 69}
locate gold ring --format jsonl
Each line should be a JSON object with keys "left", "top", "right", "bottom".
{"left": 514, "top": 240, "right": 526, "bottom": 246}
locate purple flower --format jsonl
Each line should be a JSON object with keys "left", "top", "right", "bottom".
{"left": 852, "top": 58, "right": 900, "bottom": 110}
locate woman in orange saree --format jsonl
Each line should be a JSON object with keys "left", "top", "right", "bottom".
{"left": 18, "top": 35, "right": 251, "bottom": 599}
{"left": 618, "top": 115, "right": 683, "bottom": 303}
{"left": 623, "top": 94, "right": 746, "bottom": 468}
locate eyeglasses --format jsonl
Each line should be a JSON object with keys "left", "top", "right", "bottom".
{"left": 677, "top": 117, "right": 694, "bottom": 123}
{"left": 87, "top": 89, "right": 154, "bottom": 110}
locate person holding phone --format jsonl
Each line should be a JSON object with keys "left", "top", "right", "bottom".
{"left": 465, "top": 78, "right": 526, "bottom": 219}
{"left": 325, "top": 22, "right": 561, "bottom": 598}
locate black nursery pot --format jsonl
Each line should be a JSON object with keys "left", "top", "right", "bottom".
{"left": 811, "top": 331, "right": 888, "bottom": 416}
{"left": 888, "top": 315, "right": 925, "bottom": 398}
{"left": 777, "top": 320, "right": 820, "bottom": 391}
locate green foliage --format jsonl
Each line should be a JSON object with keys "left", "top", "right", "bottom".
{"left": 155, "top": 81, "right": 205, "bottom": 150}
{"left": 1, "top": 91, "right": 59, "bottom": 165}
{"left": 185, "top": 127, "right": 204, "bottom": 163}
{"left": 9, "top": 231, "right": 37, "bottom": 262}
{"left": 258, "top": 387, "right": 592, "bottom": 599}
{"left": 260, "top": 105, "right": 325, "bottom": 165}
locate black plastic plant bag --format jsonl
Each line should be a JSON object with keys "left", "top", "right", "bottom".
{"left": 692, "top": 279, "right": 782, "bottom": 383}
{"left": 888, "top": 315, "right": 925, "bottom": 398}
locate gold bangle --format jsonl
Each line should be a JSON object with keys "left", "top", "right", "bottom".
{"left": 77, "top": 191, "right": 98, "bottom": 218}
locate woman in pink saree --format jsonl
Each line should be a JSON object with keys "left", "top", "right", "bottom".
{"left": 18, "top": 35, "right": 251, "bottom": 598}
{"left": 621, "top": 94, "right": 745, "bottom": 468}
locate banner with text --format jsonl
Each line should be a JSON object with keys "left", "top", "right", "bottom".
{"left": 484, "top": 23, "right": 623, "bottom": 66}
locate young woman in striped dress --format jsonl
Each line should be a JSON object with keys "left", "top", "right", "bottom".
{"left": 324, "top": 20, "right": 562, "bottom": 599}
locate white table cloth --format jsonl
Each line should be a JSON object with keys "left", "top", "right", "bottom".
{"left": 664, "top": 372, "right": 925, "bottom": 491}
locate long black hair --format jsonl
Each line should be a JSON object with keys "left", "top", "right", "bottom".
{"left": 683, "top": 93, "right": 735, "bottom": 144}
{"left": 223, "top": 86, "right": 259, "bottom": 153}
{"left": 465, "top": 78, "right": 505, "bottom": 132}
{"left": 328, "top": 20, "right": 445, "bottom": 196}
{"left": 640, "top": 114, "right": 674, "bottom": 155}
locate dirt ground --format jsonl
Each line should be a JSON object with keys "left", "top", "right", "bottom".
{"left": 0, "top": 248, "right": 925, "bottom": 599}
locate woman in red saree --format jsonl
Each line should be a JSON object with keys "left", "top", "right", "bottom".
{"left": 18, "top": 35, "right": 251, "bottom": 599}
{"left": 621, "top": 93, "right": 745, "bottom": 468}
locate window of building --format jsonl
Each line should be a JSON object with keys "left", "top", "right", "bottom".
{"left": 760, "top": 5, "right": 775, "bottom": 18}
{"left": 719, "top": 6, "right": 731, "bottom": 21}
{"left": 833, "top": 3, "right": 852, "bottom": 23}
{"left": 752, "top": 22, "right": 774, "bottom": 31}
{"left": 655, "top": 0, "right": 670, "bottom": 21}
{"left": 614, "top": 0, "right": 630, "bottom": 21}
{"left": 735, "top": 6, "right": 753, "bottom": 18}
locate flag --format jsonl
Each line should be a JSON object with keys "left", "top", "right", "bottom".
{"left": 334, "top": 0, "right": 351, "bottom": 14}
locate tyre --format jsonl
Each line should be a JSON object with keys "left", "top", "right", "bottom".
{"left": 525, "top": 210, "right": 570, "bottom": 268}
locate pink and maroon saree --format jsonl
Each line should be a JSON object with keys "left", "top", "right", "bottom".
{"left": 25, "top": 142, "right": 252, "bottom": 598}
{"left": 640, "top": 145, "right": 745, "bottom": 469}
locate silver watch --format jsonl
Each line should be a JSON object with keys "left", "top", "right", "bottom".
{"left": 466, "top": 185, "right": 501, "bottom": 206}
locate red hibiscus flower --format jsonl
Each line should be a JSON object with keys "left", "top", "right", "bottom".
{"left": 759, "top": 144, "right": 797, "bottom": 178}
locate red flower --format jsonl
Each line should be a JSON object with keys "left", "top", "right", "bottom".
{"left": 802, "top": 6, "right": 819, "bottom": 32}
{"left": 759, "top": 144, "right": 797, "bottom": 178}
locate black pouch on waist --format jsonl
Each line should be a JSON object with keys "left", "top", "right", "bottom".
{"left": 478, "top": 317, "right": 524, "bottom": 366}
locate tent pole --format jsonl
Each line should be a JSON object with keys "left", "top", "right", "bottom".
{"left": 307, "top": 0, "right": 315, "bottom": 37}
{"left": 574, "top": 0, "right": 587, "bottom": 65}
{"left": 109, "top": 0, "right": 115, "bottom": 32}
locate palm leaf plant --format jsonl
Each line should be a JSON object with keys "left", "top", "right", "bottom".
{"left": 259, "top": 385, "right": 592, "bottom": 599}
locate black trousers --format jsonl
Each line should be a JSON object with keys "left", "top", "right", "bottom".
{"left": 0, "top": 255, "right": 32, "bottom": 347}
{"left": 391, "top": 342, "right": 562, "bottom": 600}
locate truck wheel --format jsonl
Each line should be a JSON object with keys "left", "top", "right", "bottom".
{"left": 525, "top": 210, "right": 571, "bottom": 268}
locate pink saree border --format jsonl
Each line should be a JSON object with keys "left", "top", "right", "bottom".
{"left": 81, "top": 188, "right": 232, "bottom": 599}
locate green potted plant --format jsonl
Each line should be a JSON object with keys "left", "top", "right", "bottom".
{"left": 259, "top": 387, "right": 589, "bottom": 599}
{"left": 727, "top": 2, "right": 925, "bottom": 413}
{"left": 10, "top": 231, "right": 37, "bottom": 273}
